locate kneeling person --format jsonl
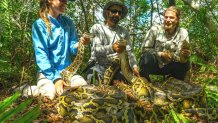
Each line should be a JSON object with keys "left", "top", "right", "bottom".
{"left": 140, "top": 6, "right": 191, "bottom": 82}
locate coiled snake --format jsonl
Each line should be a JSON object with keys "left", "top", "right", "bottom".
{"left": 56, "top": 85, "right": 141, "bottom": 122}
{"left": 57, "top": 38, "right": 217, "bottom": 122}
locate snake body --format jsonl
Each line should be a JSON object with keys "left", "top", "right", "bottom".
{"left": 57, "top": 38, "right": 217, "bottom": 122}
{"left": 57, "top": 85, "right": 139, "bottom": 122}
{"left": 61, "top": 33, "right": 94, "bottom": 83}
{"left": 61, "top": 41, "right": 84, "bottom": 83}
{"left": 102, "top": 57, "right": 120, "bottom": 85}
{"left": 183, "top": 108, "right": 218, "bottom": 121}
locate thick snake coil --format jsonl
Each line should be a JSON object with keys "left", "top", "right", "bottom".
{"left": 61, "top": 33, "right": 94, "bottom": 83}
{"left": 102, "top": 57, "right": 120, "bottom": 85}
{"left": 102, "top": 40, "right": 218, "bottom": 120}
{"left": 56, "top": 85, "right": 140, "bottom": 122}
{"left": 119, "top": 50, "right": 164, "bottom": 92}
{"left": 158, "top": 77, "right": 203, "bottom": 102}
{"left": 61, "top": 41, "right": 84, "bottom": 83}
{"left": 101, "top": 39, "right": 154, "bottom": 100}
{"left": 56, "top": 38, "right": 217, "bottom": 122}
{"left": 182, "top": 108, "right": 218, "bottom": 121}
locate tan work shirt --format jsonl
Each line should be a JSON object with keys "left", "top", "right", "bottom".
{"left": 141, "top": 25, "right": 190, "bottom": 68}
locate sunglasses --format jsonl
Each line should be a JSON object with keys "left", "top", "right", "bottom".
{"left": 109, "top": 9, "right": 122, "bottom": 15}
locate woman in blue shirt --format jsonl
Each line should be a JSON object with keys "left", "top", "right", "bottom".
{"left": 22, "top": 0, "right": 90, "bottom": 99}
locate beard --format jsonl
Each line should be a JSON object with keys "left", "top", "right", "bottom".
{"left": 164, "top": 23, "right": 173, "bottom": 30}
{"left": 164, "top": 22, "right": 177, "bottom": 32}
{"left": 109, "top": 16, "right": 120, "bottom": 24}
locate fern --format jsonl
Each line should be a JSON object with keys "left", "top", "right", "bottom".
{"left": 177, "top": 114, "right": 191, "bottom": 123}
{"left": 0, "top": 0, "right": 11, "bottom": 37}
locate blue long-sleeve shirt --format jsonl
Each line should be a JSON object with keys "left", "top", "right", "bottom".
{"left": 32, "top": 15, "right": 78, "bottom": 83}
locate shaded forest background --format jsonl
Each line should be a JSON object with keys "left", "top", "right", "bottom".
{"left": 0, "top": 0, "right": 217, "bottom": 107}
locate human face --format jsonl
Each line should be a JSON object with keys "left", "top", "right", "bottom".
{"left": 48, "top": 0, "right": 67, "bottom": 18}
{"left": 107, "top": 5, "right": 123, "bottom": 25}
{"left": 163, "top": 10, "right": 179, "bottom": 34}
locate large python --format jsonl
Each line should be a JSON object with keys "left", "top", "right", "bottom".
{"left": 102, "top": 40, "right": 162, "bottom": 99}
{"left": 101, "top": 39, "right": 218, "bottom": 120}
{"left": 56, "top": 85, "right": 144, "bottom": 122}
{"left": 57, "top": 38, "right": 217, "bottom": 122}
{"left": 57, "top": 37, "right": 151, "bottom": 122}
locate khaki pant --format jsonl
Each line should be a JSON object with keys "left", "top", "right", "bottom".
{"left": 22, "top": 73, "right": 87, "bottom": 100}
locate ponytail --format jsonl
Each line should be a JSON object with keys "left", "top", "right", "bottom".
{"left": 39, "top": 0, "right": 51, "bottom": 34}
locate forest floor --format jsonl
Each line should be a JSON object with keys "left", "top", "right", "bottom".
{"left": 0, "top": 63, "right": 217, "bottom": 122}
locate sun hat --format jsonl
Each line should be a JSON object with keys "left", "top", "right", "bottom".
{"left": 103, "top": 1, "right": 128, "bottom": 19}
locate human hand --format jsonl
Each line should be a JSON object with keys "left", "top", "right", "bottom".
{"left": 80, "top": 36, "right": 90, "bottom": 45}
{"left": 180, "top": 48, "right": 191, "bottom": 57}
{"left": 160, "top": 51, "right": 173, "bottom": 62}
{"left": 54, "top": 79, "right": 69, "bottom": 96}
{"left": 113, "top": 41, "right": 126, "bottom": 53}
{"left": 133, "top": 67, "right": 140, "bottom": 77}
{"left": 80, "top": 33, "right": 95, "bottom": 45}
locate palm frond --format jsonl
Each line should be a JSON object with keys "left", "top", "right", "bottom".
{"left": 0, "top": 98, "right": 33, "bottom": 122}
{"left": 13, "top": 104, "right": 41, "bottom": 123}
{"left": 0, "top": 92, "right": 20, "bottom": 113}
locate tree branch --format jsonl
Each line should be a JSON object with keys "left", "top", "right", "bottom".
{"left": 150, "top": 0, "right": 153, "bottom": 27}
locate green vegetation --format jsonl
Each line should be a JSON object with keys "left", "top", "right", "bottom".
{"left": 0, "top": 0, "right": 217, "bottom": 122}
{"left": 0, "top": 93, "right": 41, "bottom": 122}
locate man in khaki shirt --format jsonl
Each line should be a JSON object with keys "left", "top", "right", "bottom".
{"left": 140, "top": 6, "right": 191, "bottom": 82}
{"left": 86, "top": 1, "right": 139, "bottom": 84}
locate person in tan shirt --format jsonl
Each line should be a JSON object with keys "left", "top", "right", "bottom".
{"left": 140, "top": 6, "right": 191, "bottom": 82}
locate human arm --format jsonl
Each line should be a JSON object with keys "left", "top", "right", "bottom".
{"left": 142, "top": 29, "right": 173, "bottom": 62}
{"left": 69, "top": 20, "right": 79, "bottom": 55}
{"left": 90, "top": 24, "right": 116, "bottom": 57}
{"left": 171, "top": 29, "right": 191, "bottom": 63}
{"left": 141, "top": 26, "right": 161, "bottom": 56}
{"left": 32, "top": 20, "right": 62, "bottom": 83}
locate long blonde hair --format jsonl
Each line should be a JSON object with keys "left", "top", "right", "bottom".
{"left": 39, "top": 0, "right": 51, "bottom": 34}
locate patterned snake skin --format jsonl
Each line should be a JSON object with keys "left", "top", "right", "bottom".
{"left": 61, "top": 33, "right": 94, "bottom": 83}
{"left": 56, "top": 38, "right": 217, "bottom": 122}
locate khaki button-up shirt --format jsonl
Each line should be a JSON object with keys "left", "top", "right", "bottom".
{"left": 141, "top": 25, "right": 190, "bottom": 68}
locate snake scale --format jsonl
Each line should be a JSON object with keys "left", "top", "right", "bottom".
{"left": 56, "top": 85, "right": 143, "bottom": 122}
{"left": 61, "top": 33, "right": 94, "bottom": 83}
{"left": 57, "top": 38, "right": 217, "bottom": 122}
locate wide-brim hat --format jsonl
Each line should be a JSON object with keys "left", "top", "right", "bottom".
{"left": 103, "top": 1, "right": 128, "bottom": 19}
